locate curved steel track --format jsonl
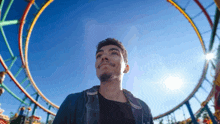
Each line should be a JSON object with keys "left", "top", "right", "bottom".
{"left": 4, "top": 0, "right": 216, "bottom": 118}
{"left": 0, "top": 56, "right": 55, "bottom": 116}
{"left": 154, "top": 0, "right": 215, "bottom": 119}
{"left": 18, "top": 0, "right": 59, "bottom": 110}
{"left": 0, "top": 0, "right": 58, "bottom": 115}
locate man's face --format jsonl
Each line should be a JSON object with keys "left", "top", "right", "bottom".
{"left": 95, "top": 45, "right": 129, "bottom": 81}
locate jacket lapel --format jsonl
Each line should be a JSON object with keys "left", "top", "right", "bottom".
{"left": 84, "top": 85, "right": 143, "bottom": 124}
{"left": 85, "top": 86, "right": 100, "bottom": 124}
{"left": 123, "top": 89, "right": 143, "bottom": 124}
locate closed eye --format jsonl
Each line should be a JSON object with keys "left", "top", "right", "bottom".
{"left": 112, "top": 52, "right": 118, "bottom": 55}
{"left": 96, "top": 54, "right": 101, "bottom": 59}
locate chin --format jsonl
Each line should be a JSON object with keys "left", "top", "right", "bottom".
{"left": 99, "top": 72, "right": 113, "bottom": 82}
{"left": 98, "top": 72, "right": 110, "bottom": 77}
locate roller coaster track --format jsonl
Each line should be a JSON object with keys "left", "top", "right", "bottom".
{"left": 19, "top": 0, "right": 34, "bottom": 66}
{"left": 2, "top": 0, "right": 216, "bottom": 118}
{"left": 0, "top": 0, "right": 57, "bottom": 115}
{"left": 167, "top": 0, "right": 206, "bottom": 54}
{"left": 189, "top": 87, "right": 215, "bottom": 120}
{"left": 0, "top": 55, "right": 55, "bottom": 116}
{"left": 18, "top": 0, "right": 59, "bottom": 109}
{"left": 194, "top": 0, "right": 213, "bottom": 28}
{"left": 154, "top": 0, "right": 217, "bottom": 120}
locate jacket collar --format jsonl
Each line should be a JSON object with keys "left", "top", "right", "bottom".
{"left": 86, "top": 85, "right": 142, "bottom": 109}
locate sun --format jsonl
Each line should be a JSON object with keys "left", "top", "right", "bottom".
{"left": 163, "top": 76, "right": 183, "bottom": 90}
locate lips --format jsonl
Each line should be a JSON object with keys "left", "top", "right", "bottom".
{"left": 98, "top": 62, "right": 112, "bottom": 68}
{"left": 101, "top": 64, "right": 109, "bottom": 67}
{"left": 100, "top": 63, "right": 109, "bottom": 67}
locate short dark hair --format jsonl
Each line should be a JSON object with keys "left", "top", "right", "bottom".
{"left": 96, "top": 38, "right": 128, "bottom": 64}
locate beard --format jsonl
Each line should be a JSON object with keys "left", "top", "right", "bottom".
{"left": 99, "top": 73, "right": 112, "bottom": 82}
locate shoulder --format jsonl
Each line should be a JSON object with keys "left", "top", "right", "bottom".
{"left": 137, "top": 98, "right": 151, "bottom": 113}
{"left": 136, "top": 98, "right": 154, "bottom": 124}
{"left": 64, "top": 92, "right": 84, "bottom": 105}
{"left": 62, "top": 86, "right": 98, "bottom": 107}
{"left": 53, "top": 91, "right": 85, "bottom": 124}
{"left": 56, "top": 92, "right": 84, "bottom": 112}
{"left": 123, "top": 89, "right": 152, "bottom": 114}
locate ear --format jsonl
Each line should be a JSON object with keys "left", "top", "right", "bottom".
{"left": 123, "top": 64, "right": 130, "bottom": 73}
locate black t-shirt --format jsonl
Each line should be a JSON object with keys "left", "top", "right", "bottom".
{"left": 98, "top": 92, "right": 136, "bottom": 124}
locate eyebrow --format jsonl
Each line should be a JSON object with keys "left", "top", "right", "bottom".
{"left": 109, "top": 48, "right": 120, "bottom": 52}
{"left": 96, "top": 49, "right": 103, "bottom": 55}
{"left": 96, "top": 48, "right": 120, "bottom": 55}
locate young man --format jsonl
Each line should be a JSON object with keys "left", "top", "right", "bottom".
{"left": 53, "top": 38, "right": 153, "bottom": 124}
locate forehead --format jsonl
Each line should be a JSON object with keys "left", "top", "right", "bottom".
{"left": 99, "top": 45, "right": 121, "bottom": 51}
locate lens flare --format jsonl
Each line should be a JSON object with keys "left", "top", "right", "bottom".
{"left": 163, "top": 76, "right": 183, "bottom": 90}
{"left": 206, "top": 53, "right": 215, "bottom": 60}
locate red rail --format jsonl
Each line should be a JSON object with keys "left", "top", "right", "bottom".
{"left": 19, "top": 0, "right": 34, "bottom": 66}
{"left": 194, "top": 0, "right": 213, "bottom": 28}
{"left": 0, "top": 56, "right": 55, "bottom": 116}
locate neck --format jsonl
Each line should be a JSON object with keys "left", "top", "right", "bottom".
{"left": 99, "top": 78, "right": 127, "bottom": 103}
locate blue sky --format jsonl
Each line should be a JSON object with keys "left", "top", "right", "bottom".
{"left": 0, "top": 0, "right": 219, "bottom": 123}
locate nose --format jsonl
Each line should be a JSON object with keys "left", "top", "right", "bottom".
{"left": 101, "top": 53, "right": 109, "bottom": 61}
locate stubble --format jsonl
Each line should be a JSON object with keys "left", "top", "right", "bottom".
{"left": 99, "top": 73, "right": 112, "bottom": 82}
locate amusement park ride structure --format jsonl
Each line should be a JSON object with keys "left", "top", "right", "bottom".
{"left": 0, "top": 0, "right": 219, "bottom": 123}
{"left": 153, "top": 0, "right": 220, "bottom": 123}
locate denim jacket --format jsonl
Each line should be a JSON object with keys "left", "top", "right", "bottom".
{"left": 53, "top": 85, "right": 153, "bottom": 124}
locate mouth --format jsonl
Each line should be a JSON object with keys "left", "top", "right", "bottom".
{"left": 100, "top": 63, "right": 110, "bottom": 68}
{"left": 101, "top": 64, "right": 109, "bottom": 67}
{"left": 98, "top": 62, "right": 113, "bottom": 68}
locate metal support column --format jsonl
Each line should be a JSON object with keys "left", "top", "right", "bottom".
{"left": 182, "top": 107, "right": 186, "bottom": 120}
{"left": 167, "top": 115, "right": 170, "bottom": 124}
{"left": 185, "top": 101, "right": 198, "bottom": 124}
{"left": 46, "top": 105, "right": 52, "bottom": 124}
{"left": 204, "top": 104, "right": 217, "bottom": 124}
{"left": 208, "top": 7, "right": 220, "bottom": 52}
{"left": 29, "top": 94, "right": 39, "bottom": 124}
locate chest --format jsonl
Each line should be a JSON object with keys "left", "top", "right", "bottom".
{"left": 99, "top": 97, "right": 135, "bottom": 124}
{"left": 75, "top": 93, "right": 145, "bottom": 124}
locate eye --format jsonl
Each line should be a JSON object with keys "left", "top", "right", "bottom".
{"left": 112, "top": 52, "right": 118, "bottom": 55}
{"left": 96, "top": 54, "right": 101, "bottom": 59}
